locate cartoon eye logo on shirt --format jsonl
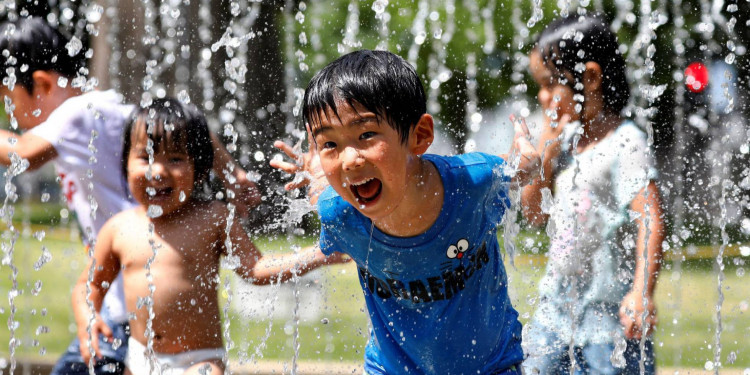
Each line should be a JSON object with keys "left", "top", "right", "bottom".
{"left": 446, "top": 238, "right": 469, "bottom": 259}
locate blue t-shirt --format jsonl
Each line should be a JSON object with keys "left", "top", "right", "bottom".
{"left": 318, "top": 153, "right": 524, "bottom": 375}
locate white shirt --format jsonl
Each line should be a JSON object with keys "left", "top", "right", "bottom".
{"left": 30, "top": 90, "right": 136, "bottom": 323}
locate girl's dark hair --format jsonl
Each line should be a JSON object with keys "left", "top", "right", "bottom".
{"left": 0, "top": 17, "right": 86, "bottom": 93}
{"left": 121, "top": 98, "right": 214, "bottom": 198}
{"left": 303, "top": 50, "right": 426, "bottom": 144}
{"left": 535, "top": 14, "right": 629, "bottom": 114}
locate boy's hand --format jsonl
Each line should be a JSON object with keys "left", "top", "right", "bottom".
{"left": 78, "top": 314, "right": 114, "bottom": 364}
{"left": 619, "top": 289, "right": 657, "bottom": 340}
{"left": 508, "top": 115, "right": 541, "bottom": 186}
{"left": 270, "top": 137, "right": 328, "bottom": 205}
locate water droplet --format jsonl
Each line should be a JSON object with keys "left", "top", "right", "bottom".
{"left": 102, "top": 363, "right": 117, "bottom": 373}
{"left": 179, "top": 191, "right": 186, "bottom": 202}
{"left": 31, "top": 280, "right": 42, "bottom": 295}
{"left": 371, "top": 0, "right": 388, "bottom": 15}
{"left": 65, "top": 36, "right": 83, "bottom": 57}
{"left": 33, "top": 247, "right": 52, "bottom": 271}
{"left": 704, "top": 361, "right": 715, "bottom": 371}
{"left": 177, "top": 90, "right": 191, "bottom": 104}
{"left": 147, "top": 205, "right": 163, "bottom": 218}
{"left": 35, "top": 325, "right": 49, "bottom": 335}
{"left": 320, "top": 318, "right": 329, "bottom": 324}
{"left": 198, "top": 364, "right": 213, "bottom": 375}
{"left": 57, "top": 77, "right": 68, "bottom": 88}
{"left": 284, "top": 321, "right": 295, "bottom": 335}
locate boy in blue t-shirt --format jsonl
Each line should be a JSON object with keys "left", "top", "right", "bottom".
{"left": 271, "top": 50, "right": 539, "bottom": 375}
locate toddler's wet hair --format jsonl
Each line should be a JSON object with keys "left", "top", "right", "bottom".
{"left": 121, "top": 98, "right": 214, "bottom": 194}
{"left": 303, "top": 50, "right": 426, "bottom": 144}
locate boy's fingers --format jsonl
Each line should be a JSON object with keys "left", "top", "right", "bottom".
{"left": 270, "top": 159, "right": 301, "bottom": 174}
{"left": 273, "top": 140, "right": 300, "bottom": 160}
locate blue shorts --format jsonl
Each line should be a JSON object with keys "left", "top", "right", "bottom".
{"left": 523, "top": 324, "right": 655, "bottom": 375}
{"left": 50, "top": 320, "right": 129, "bottom": 375}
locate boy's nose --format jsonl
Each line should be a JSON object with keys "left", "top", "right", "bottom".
{"left": 342, "top": 147, "right": 365, "bottom": 171}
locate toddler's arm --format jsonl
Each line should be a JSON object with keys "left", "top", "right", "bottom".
{"left": 0, "top": 129, "right": 57, "bottom": 170}
{"left": 219, "top": 204, "right": 347, "bottom": 284}
{"left": 71, "top": 220, "right": 121, "bottom": 364}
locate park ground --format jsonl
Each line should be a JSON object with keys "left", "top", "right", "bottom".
{"left": 1, "top": 214, "right": 748, "bottom": 372}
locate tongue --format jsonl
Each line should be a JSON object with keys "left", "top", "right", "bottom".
{"left": 356, "top": 179, "right": 381, "bottom": 200}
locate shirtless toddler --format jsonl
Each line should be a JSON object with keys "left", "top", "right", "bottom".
{"left": 73, "top": 98, "right": 340, "bottom": 374}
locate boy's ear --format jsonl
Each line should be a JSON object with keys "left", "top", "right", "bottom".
{"left": 30, "top": 71, "right": 56, "bottom": 96}
{"left": 409, "top": 114, "right": 434, "bottom": 155}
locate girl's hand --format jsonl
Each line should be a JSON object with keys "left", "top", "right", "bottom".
{"left": 508, "top": 115, "right": 541, "bottom": 186}
{"left": 78, "top": 314, "right": 113, "bottom": 364}
{"left": 539, "top": 85, "right": 576, "bottom": 143}
{"left": 270, "top": 136, "right": 329, "bottom": 205}
{"left": 619, "top": 289, "right": 657, "bottom": 340}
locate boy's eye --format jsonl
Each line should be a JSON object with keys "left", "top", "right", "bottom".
{"left": 360, "top": 131, "right": 376, "bottom": 140}
{"left": 322, "top": 141, "right": 337, "bottom": 149}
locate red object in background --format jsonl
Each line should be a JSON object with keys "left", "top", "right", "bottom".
{"left": 685, "top": 62, "right": 709, "bottom": 93}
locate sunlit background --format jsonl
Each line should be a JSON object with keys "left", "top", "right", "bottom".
{"left": 1, "top": 0, "right": 750, "bottom": 373}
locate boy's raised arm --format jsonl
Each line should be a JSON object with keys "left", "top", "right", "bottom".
{"left": 71, "top": 221, "right": 121, "bottom": 364}
{"left": 0, "top": 129, "right": 57, "bottom": 170}
{"left": 270, "top": 135, "right": 329, "bottom": 206}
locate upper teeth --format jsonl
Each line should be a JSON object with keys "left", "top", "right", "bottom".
{"left": 351, "top": 178, "right": 373, "bottom": 186}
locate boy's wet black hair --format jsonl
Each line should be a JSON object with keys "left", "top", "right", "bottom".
{"left": 0, "top": 17, "right": 86, "bottom": 93}
{"left": 121, "top": 98, "right": 214, "bottom": 198}
{"left": 302, "top": 50, "right": 426, "bottom": 144}
{"left": 535, "top": 14, "right": 629, "bottom": 115}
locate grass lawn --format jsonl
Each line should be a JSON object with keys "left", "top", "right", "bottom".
{"left": 1, "top": 224, "right": 748, "bottom": 369}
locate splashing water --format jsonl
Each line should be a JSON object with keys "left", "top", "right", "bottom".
{"left": 4, "top": 0, "right": 750, "bottom": 372}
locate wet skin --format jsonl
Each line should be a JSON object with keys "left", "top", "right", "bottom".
{"left": 310, "top": 101, "right": 444, "bottom": 237}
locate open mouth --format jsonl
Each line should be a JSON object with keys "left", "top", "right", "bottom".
{"left": 150, "top": 187, "right": 173, "bottom": 200}
{"left": 350, "top": 178, "right": 382, "bottom": 204}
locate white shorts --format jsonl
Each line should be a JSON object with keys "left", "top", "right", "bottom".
{"left": 126, "top": 337, "right": 225, "bottom": 375}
